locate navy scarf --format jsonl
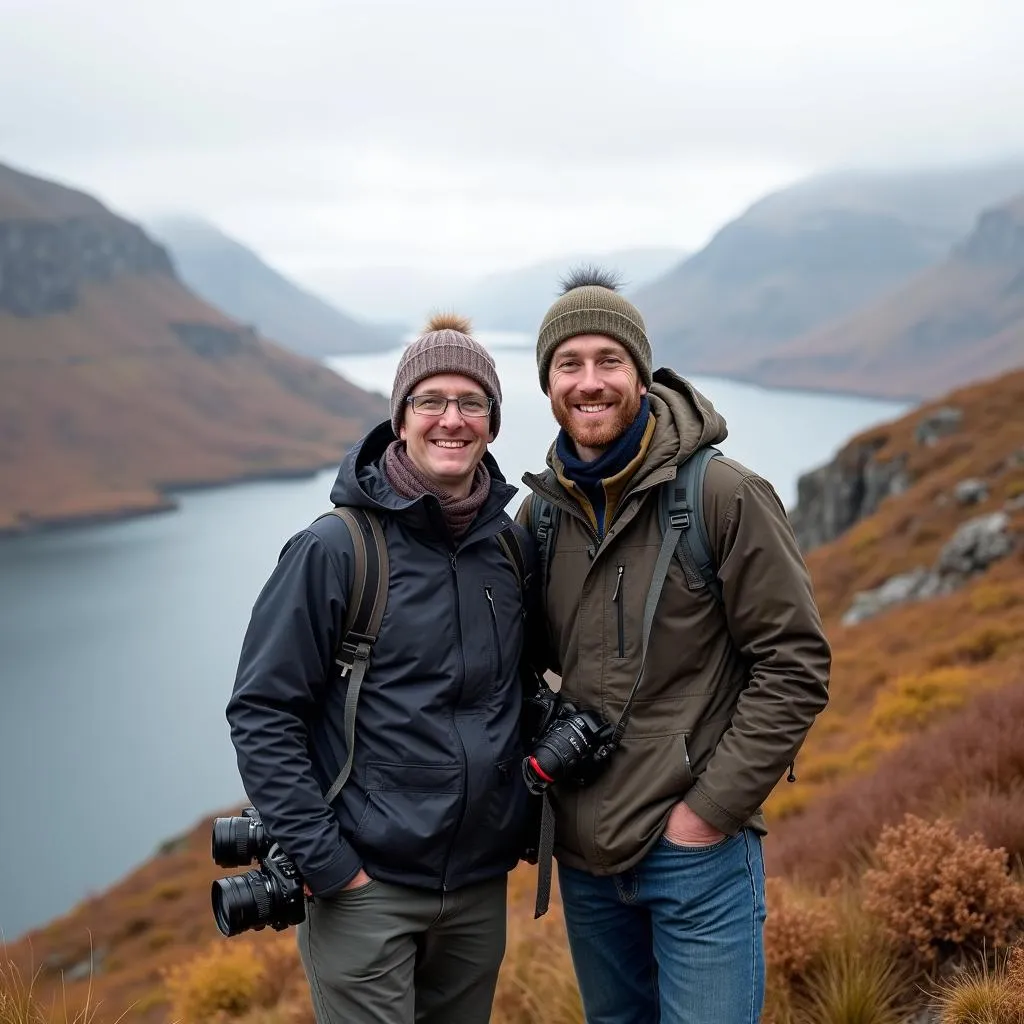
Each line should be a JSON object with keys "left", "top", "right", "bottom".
{"left": 556, "top": 396, "right": 651, "bottom": 537}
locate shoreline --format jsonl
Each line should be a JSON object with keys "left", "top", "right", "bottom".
{"left": 1, "top": 360, "right": 920, "bottom": 542}
{"left": 0, "top": 460, "right": 341, "bottom": 541}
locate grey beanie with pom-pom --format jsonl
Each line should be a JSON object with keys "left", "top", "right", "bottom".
{"left": 536, "top": 266, "right": 652, "bottom": 393}
{"left": 390, "top": 313, "right": 502, "bottom": 437}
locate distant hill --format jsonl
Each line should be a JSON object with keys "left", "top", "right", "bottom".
{"left": 0, "top": 161, "right": 386, "bottom": 533}
{"left": 732, "top": 192, "right": 1024, "bottom": 399}
{"left": 293, "top": 264, "right": 470, "bottom": 329}
{"left": 150, "top": 217, "right": 400, "bottom": 357}
{"left": 299, "top": 248, "right": 687, "bottom": 334}
{"left": 635, "top": 162, "right": 1024, "bottom": 379}
{"left": 458, "top": 247, "right": 687, "bottom": 332}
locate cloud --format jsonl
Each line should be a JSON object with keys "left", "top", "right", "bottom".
{"left": 2, "top": 0, "right": 1022, "bottom": 274}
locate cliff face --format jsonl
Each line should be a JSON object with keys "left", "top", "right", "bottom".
{"left": 789, "top": 371, "right": 1024, "bottom": 621}
{"left": 789, "top": 439, "right": 910, "bottom": 551}
{"left": 0, "top": 161, "right": 386, "bottom": 532}
{"left": 0, "top": 217, "right": 174, "bottom": 315}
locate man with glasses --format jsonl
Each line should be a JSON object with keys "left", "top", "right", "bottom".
{"left": 227, "top": 313, "right": 533, "bottom": 1024}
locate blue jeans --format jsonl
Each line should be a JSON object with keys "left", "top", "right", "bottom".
{"left": 557, "top": 830, "right": 766, "bottom": 1024}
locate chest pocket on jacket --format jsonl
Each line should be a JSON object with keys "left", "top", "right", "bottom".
{"left": 483, "top": 575, "right": 523, "bottom": 687}
{"left": 484, "top": 585, "right": 506, "bottom": 679}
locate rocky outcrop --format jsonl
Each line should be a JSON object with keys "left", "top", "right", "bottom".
{"left": 790, "top": 439, "right": 910, "bottom": 551}
{"left": 842, "top": 511, "right": 1014, "bottom": 625}
{"left": 169, "top": 322, "right": 257, "bottom": 359}
{"left": 0, "top": 217, "right": 173, "bottom": 316}
{"left": 791, "top": 404, "right": 977, "bottom": 552}
{"left": 955, "top": 201, "right": 1024, "bottom": 267}
{"left": 915, "top": 406, "right": 963, "bottom": 446}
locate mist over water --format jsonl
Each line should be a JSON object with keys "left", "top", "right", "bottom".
{"left": 0, "top": 338, "right": 907, "bottom": 940}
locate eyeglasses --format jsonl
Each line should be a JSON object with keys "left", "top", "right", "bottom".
{"left": 405, "top": 394, "right": 493, "bottom": 417}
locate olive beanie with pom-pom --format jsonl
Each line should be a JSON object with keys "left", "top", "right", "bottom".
{"left": 536, "top": 265, "right": 652, "bottom": 393}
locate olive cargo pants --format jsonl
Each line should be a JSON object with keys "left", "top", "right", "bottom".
{"left": 297, "top": 875, "right": 507, "bottom": 1024}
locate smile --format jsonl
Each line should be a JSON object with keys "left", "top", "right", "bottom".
{"left": 430, "top": 439, "right": 470, "bottom": 449}
{"left": 576, "top": 403, "right": 612, "bottom": 414}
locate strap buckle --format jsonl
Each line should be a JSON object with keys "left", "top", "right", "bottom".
{"left": 336, "top": 632, "right": 376, "bottom": 676}
{"left": 669, "top": 510, "right": 690, "bottom": 530}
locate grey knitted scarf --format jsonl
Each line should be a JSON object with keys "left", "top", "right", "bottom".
{"left": 383, "top": 441, "right": 491, "bottom": 539}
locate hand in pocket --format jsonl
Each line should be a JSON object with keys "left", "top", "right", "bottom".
{"left": 663, "top": 801, "right": 726, "bottom": 846}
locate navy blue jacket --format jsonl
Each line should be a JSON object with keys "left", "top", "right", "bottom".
{"left": 226, "top": 422, "right": 533, "bottom": 897}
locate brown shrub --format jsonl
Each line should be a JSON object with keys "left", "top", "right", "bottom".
{"left": 955, "top": 782, "right": 1024, "bottom": 868}
{"left": 164, "top": 940, "right": 266, "bottom": 1022}
{"left": 763, "top": 878, "right": 838, "bottom": 983}
{"left": 765, "top": 679, "right": 1024, "bottom": 886}
{"left": 862, "top": 815, "right": 1024, "bottom": 963}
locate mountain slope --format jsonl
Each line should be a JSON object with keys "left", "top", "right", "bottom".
{"left": 0, "top": 162, "right": 386, "bottom": 532}
{"left": 635, "top": 162, "right": 1024, "bottom": 378}
{"left": 150, "top": 217, "right": 400, "bottom": 357}
{"left": 734, "top": 193, "right": 1024, "bottom": 399}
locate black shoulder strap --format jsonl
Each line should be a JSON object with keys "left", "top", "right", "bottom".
{"left": 496, "top": 526, "right": 529, "bottom": 594}
{"left": 530, "top": 495, "right": 559, "bottom": 595}
{"left": 659, "top": 446, "right": 724, "bottom": 605}
{"left": 311, "top": 506, "right": 389, "bottom": 804}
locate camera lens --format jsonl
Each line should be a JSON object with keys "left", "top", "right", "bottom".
{"left": 212, "top": 815, "right": 264, "bottom": 868}
{"left": 211, "top": 871, "right": 272, "bottom": 937}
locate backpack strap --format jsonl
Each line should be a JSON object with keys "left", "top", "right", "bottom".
{"left": 530, "top": 495, "right": 559, "bottom": 595}
{"left": 659, "top": 446, "right": 724, "bottom": 605}
{"left": 312, "top": 507, "right": 389, "bottom": 805}
{"left": 496, "top": 526, "right": 529, "bottom": 594}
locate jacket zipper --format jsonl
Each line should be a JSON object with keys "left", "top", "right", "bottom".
{"left": 484, "top": 586, "right": 503, "bottom": 677}
{"left": 612, "top": 565, "right": 625, "bottom": 658}
{"left": 441, "top": 550, "right": 469, "bottom": 891}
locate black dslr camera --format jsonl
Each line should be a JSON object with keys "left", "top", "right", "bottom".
{"left": 522, "top": 690, "right": 618, "bottom": 795}
{"left": 210, "top": 807, "right": 305, "bottom": 936}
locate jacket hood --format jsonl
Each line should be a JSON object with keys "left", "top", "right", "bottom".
{"left": 543, "top": 367, "right": 728, "bottom": 482}
{"left": 329, "top": 420, "right": 517, "bottom": 529}
{"left": 646, "top": 367, "right": 728, "bottom": 466}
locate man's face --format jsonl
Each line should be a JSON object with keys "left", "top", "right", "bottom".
{"left": 548, "top": 335, "right": 646, "bottom": 456}
{"left": 399, "top": 373, "right": 494, "bottom": 495}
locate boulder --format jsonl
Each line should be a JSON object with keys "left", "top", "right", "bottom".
{"left": 953, "top": 478, "right": 989, "bottom": 505}
{"left": 936, "top": 511, "right": 1013, "bottom": 575}
{"left": 915, "top": 406, "right": 963, "bottom": 447}
{"left": 842, "top": 511, "right": 1013, "bottom": 625}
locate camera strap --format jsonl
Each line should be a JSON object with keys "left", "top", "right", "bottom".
{"left": 533, "top": 793, "right": 557, "bottom": 919}
{"left": 533, "top": 511, "right": 686, "bottom": 919}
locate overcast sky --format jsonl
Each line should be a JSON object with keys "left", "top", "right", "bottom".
{"left": 2, "top": 0, "right": 1023, "bottom": 279}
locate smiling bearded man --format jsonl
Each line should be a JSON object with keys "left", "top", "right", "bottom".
{"left": 516, "top": 267, "right": 832, "bottom": 1024}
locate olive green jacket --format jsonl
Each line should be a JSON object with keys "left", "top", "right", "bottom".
{"left": 517, "top": 368, "right": 831, "bottom": 875}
